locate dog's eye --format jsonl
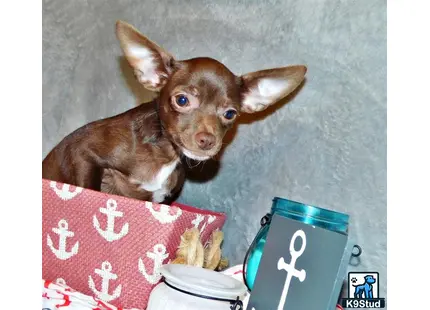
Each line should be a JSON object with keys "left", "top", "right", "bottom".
{"left": 223, "top": 109, "right": 237, "bottom": 120}
{"left": 175, "top": 95, "right": 189, "bottom": 107}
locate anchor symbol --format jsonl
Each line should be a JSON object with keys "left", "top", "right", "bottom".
{"left": 93, "top": 199, "right": 129, "bottom": 242}
{"left": 47, "top": 219, "right": 79, "bottom": 260}
{"left": 192, "top": 214, "right": 205, "bottom": 228}
{"left": 145, "top": 201, "right": 182, "bottom": 224}
{"left": 276, "top": 230, "right": 307, "bottom": 310}
{"left": 192, "top": 214, "right": 217, "bottom": 234}
{"left": 88, "top": 261, "right": 122, "bottom": 302}
{"left": 50, "top": 181, "right": 83, "bottom": 200}
{"left": 138, "top": 244, "right": 169, "bottom": 284}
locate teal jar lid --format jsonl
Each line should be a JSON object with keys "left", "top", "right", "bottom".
{"left": 271, "top": 197, "right": 349, "bottom": 234}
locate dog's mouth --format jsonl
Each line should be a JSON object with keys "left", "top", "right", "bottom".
{"left": 181, "top": 148, "right": 211, "bottom": 161}
{"left": 175, "top": 134, "right": 221, "bottom": 161}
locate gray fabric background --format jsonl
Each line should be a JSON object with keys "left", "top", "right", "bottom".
{"left": 43, "top": 0, "right": 386, "bottom": 299}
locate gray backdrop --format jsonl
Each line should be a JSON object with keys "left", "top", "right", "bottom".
{"left": 43, "top": 0, "right": 386, "bottom": 298}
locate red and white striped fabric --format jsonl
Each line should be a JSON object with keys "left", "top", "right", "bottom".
{"left": 42, "top": 279, "right": 139, "bottom": 310}
{"left": 42, "top": 179, "right": 226, "bottom": 309}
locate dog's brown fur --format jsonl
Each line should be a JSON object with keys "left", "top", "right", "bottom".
{"left": 42, "top": 21, "right": 307, "bottom": 203}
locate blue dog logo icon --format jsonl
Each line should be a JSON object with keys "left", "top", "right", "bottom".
{"left": 341, "top": 272, "right": 386, "bottom": 308}
{"left": 352, "top": 275, "right": 376, "bottom": 299}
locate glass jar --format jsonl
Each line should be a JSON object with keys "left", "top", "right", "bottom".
{"left": 147, "top": 264, "right": 247, "bottom": 310}
{"left": 243, "top": 197, "right": 354, "bottom": 290}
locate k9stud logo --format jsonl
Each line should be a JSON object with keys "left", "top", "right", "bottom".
{"left": 340, "top": 272, "right": 386, "bottom": 308}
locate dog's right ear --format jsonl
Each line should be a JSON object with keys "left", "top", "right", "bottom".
{"left": 116, "top": 20, "right": 175, "bottom": 91}
{"left": 239, "top": 65, "right": 307, "bottom": 113}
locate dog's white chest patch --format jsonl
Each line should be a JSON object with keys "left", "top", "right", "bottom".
{"left": 136, "top": 159, "right": 179, "bottom": 202}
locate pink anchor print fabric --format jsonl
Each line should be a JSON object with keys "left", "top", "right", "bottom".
{"left": 42, "top": 179, "right": 226, "bottom": 309}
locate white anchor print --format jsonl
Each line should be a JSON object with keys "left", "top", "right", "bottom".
{"left": 93, "top": 199, "right": 129, "bottom": 242}
{"left": 145, "top": 201, "right": 182, "bottom": 224}
{"left": 191, "top": 214, "right": 217, "bottom": 234}
{"left": 47, "top": 219, "right": 79, "bottom": 260}
{"left": 207, "top": 215, "right": 216, "bottom": 224}
{"left": 138, "top": 244, "right": 169, "bottom": 284}
{"left": 50, "top": 181, "right": 83, "bottom": 201}
{"left": 88, "top": 261, "right": 122, "bottom": 302}
{"left": 276, "top": 230, "right": 307, "bottom": 310}
{"left": 192, "top": 214, "right": 205, "bottom": 228}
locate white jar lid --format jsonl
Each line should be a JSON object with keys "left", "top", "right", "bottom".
{"left": 160, "top": 264, "right": 247, "bottom": 300}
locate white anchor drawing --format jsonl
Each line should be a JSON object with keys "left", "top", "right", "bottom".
{"left": 88, "top": 261, "right": 122, "bottom": 302}
{"left": 47, "top": 219, "right": 79, "bottom": 260}
{"left": 138, "top": 244, "right": 169, "bottom": 284}
{"left": 93, "top": 199, "right": 129, "bottom": 242}
{"left": 192, "top": 214, "right": 205, "bottom": 228}
{"left": 207, "top": 215, "right": 216, "bottom": 225}
{"left": 276, "top": 230, "right": 307, "bottom": 310}
{"left": 145, "top": 201, "right": 182, "bottom": 224}
{"left": 192, "top": 214, "right": 217, "bottom": 234}
{"left": 50, "top": 181, "right": 83, "bottom": 200}
{"left": 192, "top": 214, "right": 205, "bottom": 231}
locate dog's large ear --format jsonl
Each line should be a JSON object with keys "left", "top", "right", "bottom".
{"left": 239, "top": 66, "right": 307, "bottom": 113}
{"left": 116, "top": 20, "right": 175, "bottom": 91}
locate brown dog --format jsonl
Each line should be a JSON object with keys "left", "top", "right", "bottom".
{"left": 42, "top": 21, "right": 307, "bottom": 203}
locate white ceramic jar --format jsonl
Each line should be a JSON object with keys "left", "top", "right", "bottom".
{"left": 147, "top": 264, "right": 248, "bottom": 310}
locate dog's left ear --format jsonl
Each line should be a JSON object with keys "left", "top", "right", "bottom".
{"left": 116, "top": 20, "right": 175, "bottom": 91}
{"left": 239, "top": 65, "right": 307, "bottom": 113}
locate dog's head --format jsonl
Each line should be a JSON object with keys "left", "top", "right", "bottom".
{"left": 364, "top": 275, "right": 376, "bottom": 284}
{"left": 116, "top": 21, "right": 307, "bottom": 160}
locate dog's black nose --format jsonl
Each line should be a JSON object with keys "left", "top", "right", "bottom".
{"left": 195, "top": 132, "right": 216, "bottom": 150}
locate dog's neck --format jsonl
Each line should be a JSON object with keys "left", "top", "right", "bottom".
{"left": 131, "top": 99, "right": 182, "bottom": 161}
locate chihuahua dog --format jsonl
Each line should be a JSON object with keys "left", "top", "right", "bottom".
{"left": 42, "top": 21, "right": 307, "bottom": 203}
